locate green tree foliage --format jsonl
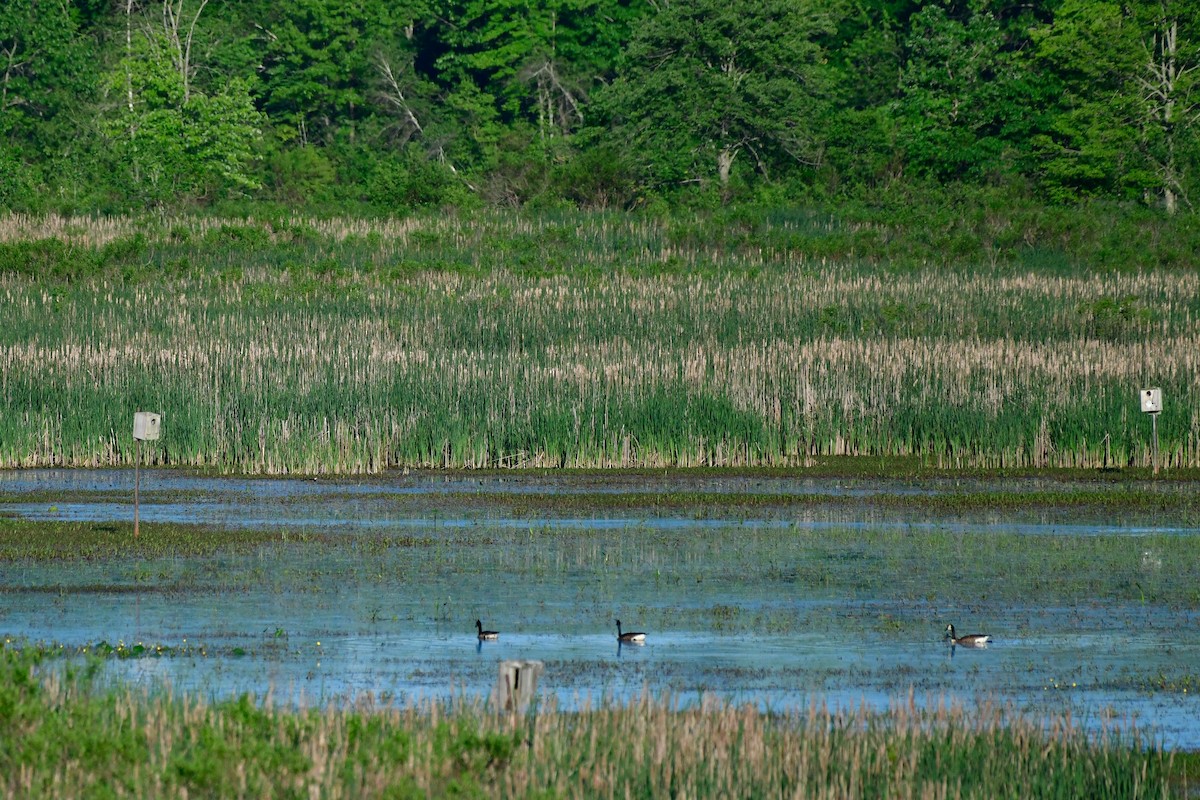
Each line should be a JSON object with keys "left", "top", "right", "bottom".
{"left": 1031, "top": 0, "right": 1152, "bottom": 202}
{"left": 0, "top": 0, "right": 1197, "bottom": 214}
{"left": 367, "top": 150, "right": 471, "bottom": 209}
{"left": 259, "top": 0, "right": 426, "bottom": 145}
{"left": 433, "top": 0, "right": 645, "bottom": 139}
{"left": 435, "top": 0, "right": 563, "bottom": 124}
{"left": 100, "top": 3, "right": 263, "bottom": 206}
{"left": 0, "top": 0, "right": 95, "bottom": 208}
{"left": 1137, "top": 0, "right": 1200, "bottom": 213}
{"left": 266, "top": 145, "right": 335, "bottom": 204}
{"left": 1032, "top": 0, "right": 1200, "bottom": 210}
{"left": 820, "top": 4, "right": 904, "bottom": 192}
{"left": 894, "top": 4, "right": 1039, "bottom": 183}
{"left": 0, "top": 0, "right": 91, "bottom": 148}
{"left": 419, "top": 0, "right": 649, "bottom": 202}
{"left": 595, "top": 0, "right": 840, "bottom": 195}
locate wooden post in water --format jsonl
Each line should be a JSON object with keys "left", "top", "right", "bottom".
{"left": 494, "top": 660, "right": 543, "bottom": 714}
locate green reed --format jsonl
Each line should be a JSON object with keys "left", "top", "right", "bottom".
{"left": 2, "top": 211, "right": 1199, "bottom": 473}
{"left": 0, "top": 647, "right": 1173, "bottom": 799}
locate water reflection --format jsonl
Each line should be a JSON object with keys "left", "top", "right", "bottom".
{"left": 617, "top": 640, "right": 646, "bottom": 657}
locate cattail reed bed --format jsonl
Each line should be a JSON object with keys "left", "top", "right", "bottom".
{"left": 0, "top": 648, "right": 1172, "bottom": 800}
{"left": 3, "top": 212, "right": 1199, "bottom": 473}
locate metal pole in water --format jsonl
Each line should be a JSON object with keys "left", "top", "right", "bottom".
{"left": 1151, "top": 413, "right": 1159, "bottom": 476}
{"left": 131, "top": 411, "right": 161, "bottom": 540}
{"left": 134, "top": 437, "right": 141, "bottom": 539}
{"left": 1140, "top": 388, "right": 1162, "bottom": 477}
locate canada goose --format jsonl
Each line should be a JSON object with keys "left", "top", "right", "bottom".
{"left": 475, "top": 620, "right": 499, "bottom": 641}
{"left": 944, "top": 624, "right": 990, "bottom": 647}
{"left": 616, "top": 619, "right": 646, "bottom": 644}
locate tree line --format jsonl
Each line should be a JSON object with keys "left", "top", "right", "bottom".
{"left": 2, "top": 0, "right": 1198, "bottom": 215}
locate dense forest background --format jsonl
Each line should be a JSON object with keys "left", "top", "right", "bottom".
{"left": 2, "top": 0, "right": 1199, "bottom": 216}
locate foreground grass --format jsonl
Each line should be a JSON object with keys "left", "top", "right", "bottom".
{"left": 0, "top": 649, "right": 1175, "bottom": 799}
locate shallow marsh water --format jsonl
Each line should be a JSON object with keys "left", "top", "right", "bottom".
{"left": 1, "top": 469, "right": 1198, "bottom": 750}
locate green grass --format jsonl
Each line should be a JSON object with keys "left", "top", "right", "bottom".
{"left": 0, "top": 519, "right": 299, "bottom": 562}
{"left": 3, "top": 514, "right": 1198, "bottom": 610}
{"left": 392, "top": 486, "right": 1200, "bottom": 518}
{"left": 2, "top": 210, "right": 1199, "bottom": 473}
{"left": 0, "top": 647, "right": 1176, "bottom": 799}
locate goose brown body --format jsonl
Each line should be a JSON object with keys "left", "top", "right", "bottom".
{"left": 944, "top": 624, "right": 990, "bottom": 647}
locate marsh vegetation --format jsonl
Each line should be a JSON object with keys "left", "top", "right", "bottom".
{"left": 0, "top": 646, "right": 1176, "bottom": 799}
{"left": 3, "top": 213, "right": 1199, "bottom": 474}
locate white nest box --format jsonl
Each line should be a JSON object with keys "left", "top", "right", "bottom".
{"left": 1139, "top": 388, "right": 1162, "bottom": 414}
{"left": 133, "top": 412, "right": 162, "bottom": 441}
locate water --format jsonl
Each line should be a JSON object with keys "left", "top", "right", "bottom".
{"left": 2, "top": 469, "right": 1197, "bottom": 750}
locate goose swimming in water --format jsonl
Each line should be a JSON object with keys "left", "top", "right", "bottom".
{"left": 944, "top": 623, "right": 990, "bottom": 647}
{"left": 476, "top": 620, "right": 499, "bottom": 641}
{"left": 616, "top": 619, "right": 645, "bottom": 644}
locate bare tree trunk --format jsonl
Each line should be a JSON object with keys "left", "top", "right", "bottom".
{"left": 1141, "top": 14, "right": 1197, "bottom": 214}
{"left": 374, "top": 53, "right": 477, "bottom": 194}
{"left": 1164, "top": 149, "right": 1178, "bottom": 215}
{"left": 522, "top": 59, "right": 583, "bottom": 141}
{"left": 124, "top": 0, "right": 138, "bottom": 186}
{"left": 1158, "top": 18, "right": 1179, "bottom": 215}
{"left": 162, "top": 0, "right": 208, "bottom": 103}
{"left": 125, "top": 0, "right": 136, "bottom": 118}
{"left": 375, "top": 54, "right": 424, "bottom": 144}
{"left": 1, "top": 43, "right": 27, "bottom": 114}
{"left": 717, "top": 146, "right": 737, "bottom": 187}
